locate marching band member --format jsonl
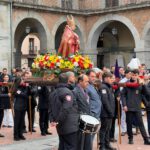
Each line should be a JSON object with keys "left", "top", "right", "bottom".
{"left": 13, "top": 71, "right": 29, "bottom": 141}
{"left": 142, "top": 74, "right": 150, "bottom": 136}
{"left": 73, "top": 74, "right": 92, "bottom": 150}
{"left": 49, "top": 73, "right": 79, "bottom": 150}
{"left": 121, "top": 69, "right": 150, "bottom": 145}
{"left": 99, "top": 72, "right": 116, "bottom": 150}
{"left": 37, "top": 84, "right": 52, "bottom": 136}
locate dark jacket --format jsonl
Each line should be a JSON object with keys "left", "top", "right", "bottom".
{"left": 14, "top": 85, "right": 29, "bottom": 110}
{"left": 53, "top": 83, "right": 79, "bottom": 135}
{"left": 0, "top": 86, "right": 10, "bottom": 109}
{"left": 38, "top": 86, "right": 50, "bottom": 110}
{"left": 100, "top": 82, "right": 115, "bottom": 118}
{"left": 142, "top": 82, "right": 150, "bottom": 111}
{"left": 27, "top": 85, "right": 38, "bottom": 109}
{"left": 121, "top": 81, "right": 144, "bottom": 112}
{"left": 73, "top": 85, "right": 91, "bottom": 115}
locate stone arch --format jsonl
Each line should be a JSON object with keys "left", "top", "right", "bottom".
{"left": 87, "top": 14, "right": 141, "bottom": 51}
{"left": 13, "top": 11, "right": 51, "bottom": 67}
{"left": 52, "top": 16, "right": 85, "bottom": 51}
{"left": 13, "top": 11, "right": 51, "bottom": 50}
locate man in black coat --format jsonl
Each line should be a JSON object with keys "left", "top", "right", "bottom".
{"left": 27, "top": 85, "right": 37, "bottom": 132}
{"left": 99, "top": 72, "right": 116, "bottom": 150}
{"left": 121, "top": 69, "right": 150, "bottom": 145}
{"left": 49, "top": 73, "right": 79, "bottom": 150}
{"left": 73, "top": 74, "right": 92, "bottom": 150}
{"left": 140, "top": 77, "right": 150, "bottom": 136}
{"left": 13, "top": 72, "right": 29, "bottom": 141}
{"left": 38, "top": 85, "right": 52, "bottom": 136}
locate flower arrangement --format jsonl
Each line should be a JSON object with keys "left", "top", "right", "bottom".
{"left": 32, "top": 53, "right": 93, "bottom": 77}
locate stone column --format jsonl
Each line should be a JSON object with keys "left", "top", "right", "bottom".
{"left": 100, "top": 0, "right": 106, "bottom": 9}
{"left": 119, "top": 0, "right": 123, "bottom": 6}
{"left": 135, "top": 50, "right": 150, "bottom": 69}
{"left": 72, "top": 0, "right": 78, "bottom": 9}
{"left": 83, "top": 49, "right": 98, "bottom": 67}
{"left": 14, "top": 51, "right": 22, "bottom": 68}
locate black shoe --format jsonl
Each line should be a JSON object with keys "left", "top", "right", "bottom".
{"left": 19, "top": 135, "right": 26, "bottom": 140}
{"left": 128, "top": 139, "right": 134, "bottom": 144}
{"left": 41, "top": 132, "right": 46, "bottom": 136}
{"left": 29, "top": 129, "right": 36, "bottom": 132}
{"left": 14, "top": 137, "right": 20, "bottom": 141}
{"left": 45, "top": 131, "right": 52, "bottom": 135}
{"left": 99, "top": 146, "right": 106, "bottom": 150}
{"left": 22, "top": 129, "right": 27, "bottom": 133}
{"left": 0, "top": 133, "right": 5, "bottom": 138}
{"left": 110, "top": 138, "right": 117, "bottom": 142}
{"left": 144, "top": 138, "right": 150, "bottom": 145}
{"left": 121, "top": 132, "right": 126, "bottom": 136}
{"left": 105, "top": 144, "right": 117, "bottom": 150}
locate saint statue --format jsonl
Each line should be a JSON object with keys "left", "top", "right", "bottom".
{"left": 58, "top": 15, "right": 80, "bottom": 58}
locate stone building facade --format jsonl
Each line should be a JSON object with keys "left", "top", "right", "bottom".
{"left": 0, "top": 0, "right": 150, "bottom": 70}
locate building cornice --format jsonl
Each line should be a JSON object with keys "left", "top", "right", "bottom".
{"left": 13, "top": 1, "right": 150, "bottom": 16}
{"left": 0, "top": 0, "right": 11, "bottom": 4}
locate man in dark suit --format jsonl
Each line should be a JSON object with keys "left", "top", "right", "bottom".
{"left": 73, "top": 74, "right": 92, "bottom": 150}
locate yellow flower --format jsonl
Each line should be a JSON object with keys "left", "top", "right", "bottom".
{"left": 84, "top": 63, "right": 89, "bottom": 69}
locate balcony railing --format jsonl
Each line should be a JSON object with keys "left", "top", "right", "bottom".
{"left": 29, "top": 50, "right": 38, "bottom": 55}
{"left": 13, "top": 0, "right": 150, "bottom": 10}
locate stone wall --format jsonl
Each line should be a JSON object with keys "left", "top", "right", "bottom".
{"left": 0, "top": 1, "right": 11, "bottom": 71}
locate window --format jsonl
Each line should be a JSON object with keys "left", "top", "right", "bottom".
{"left": 61, "top": 0, "right": 72, "bottom": 9}
{"left": 29, "top": 38, "right": 34, "bottom": 51}
{"left": 105, "top": 0, "right": 119, "bottom": 8}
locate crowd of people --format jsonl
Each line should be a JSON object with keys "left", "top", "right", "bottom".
{"left": 0, "top": 63, "right": 150, "bottom": 150}
{"left": 0, "top": 67, "right": 52, "bottom": 141}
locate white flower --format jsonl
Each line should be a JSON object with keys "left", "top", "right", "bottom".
{"left": 35, "top": 63, "right": 40, "bottom": 69}
{"left": 70, "top": 55, "right": 75, "bottom": 58}
{"left": 74, "top": 62, "right": 79, "bottom": 67}
{"left": 58, "top": 56, "right": 62, "bottom": 59}
{"left": 56, "top": 62, "right": 60, "bottom": 66}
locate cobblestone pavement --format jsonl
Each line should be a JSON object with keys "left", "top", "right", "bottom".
{"left": 0, "top": 115, "right": 150, "bottom": 150}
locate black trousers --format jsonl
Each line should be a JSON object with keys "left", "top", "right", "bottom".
{"left": 110, "top": 117, "right": 116, "bottom": 139}
{"left": 14, "top": 109, "right": 26, "bottom": 137}
{"left": 147, "top": 111, "right": 150, "bottom": 135}
{"left": 0, "top": 109, "right": 4, "bottom": 128}
{"left": 78, "top": 131, "right": 92, "bottom": 150}
{"left": 99, "top": 118, "right": 112, "bottom": 146}
{"left": 58, "top": 132, "right": 78, "bottom": 150}
{"left": 39, "top": 109, "right": 49, "bottom": 133}
{"left": 126, "top": 111, "right": 148, "bottom": 140}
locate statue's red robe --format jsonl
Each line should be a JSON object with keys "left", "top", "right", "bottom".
{"left": 58, "top": 25, "right": 80, "bottom": 57}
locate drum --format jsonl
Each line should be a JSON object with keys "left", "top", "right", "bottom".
{"left": 79, "top": 114, "right": 100, "bottom": 133}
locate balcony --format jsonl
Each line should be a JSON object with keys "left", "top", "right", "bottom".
{"left": 12, "top": 0, "right": 150, "bottom": 14}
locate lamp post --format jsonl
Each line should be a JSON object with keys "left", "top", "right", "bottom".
{"left": 25, "top": 26, "right": 31, "bottom": 34}
{"left": 112, "top": 27, "right": 118, "bottom": 35}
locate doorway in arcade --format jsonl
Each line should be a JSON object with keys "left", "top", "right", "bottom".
{"left": 97, "top": 21, "right": 135, "bottom": 69}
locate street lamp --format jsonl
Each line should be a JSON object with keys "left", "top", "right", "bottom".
{"left": 25, "top": 26, "right": 30, "bottom": 34}
{"left": 112, "top": 27, "right": 118, "bottom": 35}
